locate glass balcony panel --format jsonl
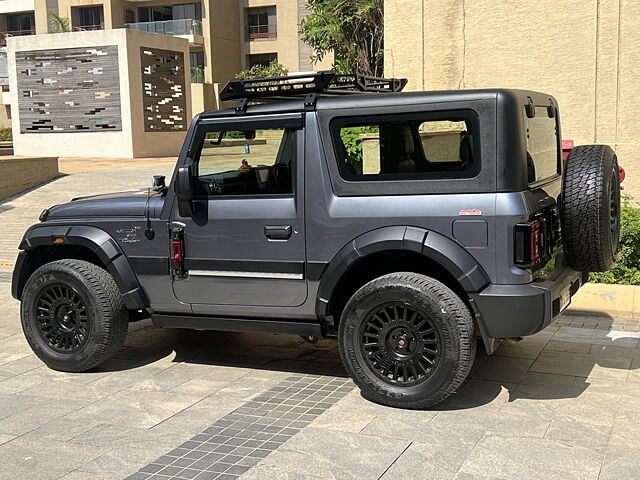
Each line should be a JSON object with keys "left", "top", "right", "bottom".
{"left": 124, "top": 19, "right": 202, "bottom": 37}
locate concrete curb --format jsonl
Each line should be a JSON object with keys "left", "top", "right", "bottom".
{"left": 568, "top": 282, "right": 640, "bottom": 319}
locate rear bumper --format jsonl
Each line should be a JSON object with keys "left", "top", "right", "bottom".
{"left": 470, "top": 267, "right": 587, "bottom": 339}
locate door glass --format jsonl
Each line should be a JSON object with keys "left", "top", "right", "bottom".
{"left": 195, "top": 128, "right": 294, "bottom": 196}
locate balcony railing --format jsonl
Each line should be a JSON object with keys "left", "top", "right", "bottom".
{"left": 125, "top": 19, "right": 203, "bottom": 37}
{"left": 0, "top": 29, "right": 35, "bottom": 47}
{"left": 247, "top": 24, "right": 276, "bottom": 41}
{"left": 73, "top": 24, "right": 104, "bottom": 31}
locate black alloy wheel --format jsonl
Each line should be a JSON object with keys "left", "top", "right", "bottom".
{"left": 35, "top": 283, "right": 90, "bottom": 353}
{"left": 360, "top": 302, "right": 441, "bottom": 387}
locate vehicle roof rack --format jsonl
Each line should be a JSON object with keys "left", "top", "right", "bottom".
{"left": 219, "top": 70, "right": 408, "bottom": 113}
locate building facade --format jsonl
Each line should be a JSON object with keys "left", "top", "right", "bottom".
{"left": 0, "top": 0, "right": 331, "bottom": 117}
{"left": 384, "top": 0, "right": 640, "bottom": 201}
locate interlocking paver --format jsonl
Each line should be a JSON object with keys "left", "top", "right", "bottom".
{"left": 599, "top": 447, "right": 640, "bottom": 480}
{"left": 379, "top": 440, "right": 471, "bottom": 480}
{"left": 460, "top": 435, "right": 603, "bottom": 480}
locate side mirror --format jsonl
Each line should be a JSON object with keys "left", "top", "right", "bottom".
{"left": 175, "top": 164, "right": 195, "bottom": 217}
{"left": 152, "top": 175, "right": 167, "bottom": 194}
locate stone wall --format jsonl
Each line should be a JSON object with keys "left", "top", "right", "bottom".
{"left": 384, "top": 0, "right": 640, "bottom": 201}
{"left": 0, "top": 156, "right": 58, "bottom": 200}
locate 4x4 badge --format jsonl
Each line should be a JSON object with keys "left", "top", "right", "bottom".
{"left": 459, "top": 209, "right": 482, "bottom": 216}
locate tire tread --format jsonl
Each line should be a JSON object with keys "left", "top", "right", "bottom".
{"left": 562, "top": 144, "right": 619, "bottom": 272}
{"left": 21, "top": 259, "right": 128, "bottom": 372}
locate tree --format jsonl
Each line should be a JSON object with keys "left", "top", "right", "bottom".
{"left": 300, "top": 0, "right": 383, "bottom": 77}
{"left": 235, "top": 61, "right": 289, "bottom": 80}
{"left": 48, "top": 11, "right": 71, "bottom": 33}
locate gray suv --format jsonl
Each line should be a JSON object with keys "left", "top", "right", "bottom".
{"left": 12, "top": 72, "right": 621, "bottom": 408}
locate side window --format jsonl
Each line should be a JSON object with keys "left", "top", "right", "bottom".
{"left": 525, "top": 106, "right": 560, "bottom": 184}
{"left": 194, "top": 127, "right": 294, "bottom": 197}
{"left": 332, "top": 113, "right": 477, "bottom": 181}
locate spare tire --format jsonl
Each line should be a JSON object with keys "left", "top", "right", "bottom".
{"left": 561, "top": 144, "right": 620, "bottom": 272}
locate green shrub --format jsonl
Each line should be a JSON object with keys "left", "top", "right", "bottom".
{"left": 48, "top": 11, "right": 71, "bottom": 33}
{"left": 339, "top": 125, "right": 379, "bottom": 173}
{"left": 0, "top": 128, "right": 12, "bottom": 142}
{"left": 589, "top": 198, "right": 640, "bottom": 285}
{"left": 235, "top": 62, "right": 288, "bottom": 81}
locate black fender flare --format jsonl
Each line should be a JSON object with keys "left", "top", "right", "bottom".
{"left": 13, "top": 224, "right": 149, "bottom": 310}
{"left": 315, "top": 226, "right": 491, "bottom": 317}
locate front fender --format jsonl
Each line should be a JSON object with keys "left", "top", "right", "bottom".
{"left": 13, "top": 224, "right": 149, "bottom": 310}
{"left": 315, "top": 226, "right": 491, "bottom": 316}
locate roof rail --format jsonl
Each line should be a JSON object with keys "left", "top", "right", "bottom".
{"left": 219, "top": 70, "right": 408, "bottom": 103}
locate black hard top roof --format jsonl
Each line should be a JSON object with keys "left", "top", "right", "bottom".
{"left": 201, "top": 71, "right": 555, "bottom": 120}
{"left": 199, "top": 88, "right": 555, "bottom": 120}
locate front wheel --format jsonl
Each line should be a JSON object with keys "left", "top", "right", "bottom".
{"left": 338, "top": 272, "right": 476, "bottom": 409}
{"left": 21, "top": 259, "right": 129, "bottom": 372}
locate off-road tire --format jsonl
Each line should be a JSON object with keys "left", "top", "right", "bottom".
{"left": 562, "top": 144, "right": 621, "bottom": 272}
{"left": 338, "top": 272, "right": 476, "bottom": 409}
{"left": 21, "top": 259, "right": 128, "bottom": 372}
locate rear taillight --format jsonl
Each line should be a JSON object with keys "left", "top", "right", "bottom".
{"left": 514, "top": 221, "right": 544, "bottom": 268}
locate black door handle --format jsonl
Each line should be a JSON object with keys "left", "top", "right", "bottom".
{"left": 264, "top": 225, "right": 292, "bottom": 240}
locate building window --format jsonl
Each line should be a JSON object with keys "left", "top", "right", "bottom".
{"left": 172, "top": 3, "right": 202, "bottom": 21}
{"left": 124, "top": 9, "right": 135, "bottom": 24}
{"left": 138, "top": 3, "right": 202, "bottom": 23}
{"left": 190, "top": 51, "right": 205, "bottom": 83}
{"left": 247, "top": 53, "right": 278, "bottom": 69}
{"left": 6, "top": 12, "right": 35, "bottom": 34}
{"left": 138, "top": 6, "right": 171, "bottom": 22}
{"left": 246, "top": 6, "right": 276, "bottom": 40}
{"left": 76, "top": 6, "right": 104, "bottom": 30}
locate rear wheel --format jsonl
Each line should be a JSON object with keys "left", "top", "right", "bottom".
{"left": 21, "top": 259, "right": 128, "bottom": 372}
{"left": 562, "top": 144, "right": 621, "bottom": 272}
{"left": 338, "top": 272, "right": 475, "bottom": 409}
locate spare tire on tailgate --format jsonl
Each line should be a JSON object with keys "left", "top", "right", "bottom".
{"left": 561, "top": 144, "right": 621, "bottom": 272}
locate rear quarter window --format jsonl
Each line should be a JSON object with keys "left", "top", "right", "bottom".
{"left": 331, "top": 111, "right": 479, "bottom": 182}
{"left": 525, "top": 106, "right": 560, "bottom": 184}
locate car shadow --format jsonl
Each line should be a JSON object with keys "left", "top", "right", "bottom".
{"left": 99, "top": 321, "right": 349, "bottom": 378}
{"left": 95, "top": 311, "right": 639, "bottom": 410}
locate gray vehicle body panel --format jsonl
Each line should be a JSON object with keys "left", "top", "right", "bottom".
{"left": 13, "top": 88, "right": 582, "bottom": 349}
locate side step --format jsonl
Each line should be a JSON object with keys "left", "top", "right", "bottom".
{"left": 151, "top": 314, "right": 323, "bottom": 337}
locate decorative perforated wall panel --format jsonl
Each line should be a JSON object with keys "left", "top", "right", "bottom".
{"left": 141, "top": 47, "right": 187, "bottom": 132}
{"left": 16, "top": 46, "right": 122, "bottom": 133}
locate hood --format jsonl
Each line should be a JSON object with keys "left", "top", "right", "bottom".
{"left": 43, "top": 190, "right": 165, "bottom": 220}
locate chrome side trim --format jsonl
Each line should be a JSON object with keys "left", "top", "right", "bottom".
{"left": 188, "top": 270, "right": 304, "bottom": 280}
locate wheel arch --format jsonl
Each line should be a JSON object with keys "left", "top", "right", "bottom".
{"left": 12, "top": 225, "right": 149, "bottom": 310}
{"left": 315, "top": 226, "right": 491, "bottom": 323}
